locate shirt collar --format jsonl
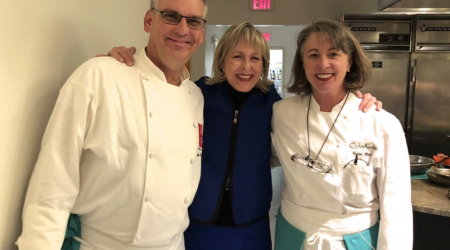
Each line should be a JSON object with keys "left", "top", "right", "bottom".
{"left": 134, "top": 47, "right": 191, "bottom": 86}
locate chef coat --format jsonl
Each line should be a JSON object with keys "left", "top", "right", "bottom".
{"left": 17, "top": 48, "right": 204, "bottom": 250}
{"left": 271, "top": 93, "right": 413, "bottom": 250}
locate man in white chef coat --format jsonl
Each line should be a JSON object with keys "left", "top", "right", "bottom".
{"left": 16, "top": 0, "right": 207, "bottom": 249}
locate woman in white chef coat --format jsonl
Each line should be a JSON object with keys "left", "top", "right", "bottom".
{"left": 271, "top": 19, "right": 413, "bottom": 250}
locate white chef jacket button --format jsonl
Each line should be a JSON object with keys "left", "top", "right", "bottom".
{"left": 193, "top": 123, "right": 197, "bottom": 128}
{"left": 299, "top": 135, "right": 303, "bottom": 139}
{"left": 144, "top": 195, "right": 150, "bottom": 202}
{"left": 190, "top": 159, "right": 193, "bottom": 164}
{"left": 149, "top": 153, "right": 153, "bottom": 158}
{"left": 184, "top": 197, "right": 190, "bottom": 204}
{"left": 136, "top": 234, "right": 141, "bottom": 240}
{"left": 149, "top": 112, "right": 153, "bottom": 117}
{"left": 302, "top": 194, "right": 306, "bottom": 198}
{"left": 189, "top": 90, "right": 192, "bottom": 94}
{"left": 142, "top": 75, "right": 148, "bottom": 81}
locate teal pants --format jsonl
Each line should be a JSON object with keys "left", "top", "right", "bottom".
{"left": 274, "top": 209, "right": 378, "bottom": 250}
{"left": 62, "top": 214, "right": 81, "bottom": 250}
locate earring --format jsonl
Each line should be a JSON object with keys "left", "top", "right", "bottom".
{"left": 347, "top": 69, "right": 350, "bottom": 73}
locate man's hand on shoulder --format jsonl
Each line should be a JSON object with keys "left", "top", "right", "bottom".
{"left": 354, "top": 90, "right": 382, "bottom": 112}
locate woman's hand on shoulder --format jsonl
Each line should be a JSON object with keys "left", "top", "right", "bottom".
{"left": 354, "top": 90, "right": 382, "bottom": 112}
{"left": 96, "top": 46, "right": 137, "bottom": 66}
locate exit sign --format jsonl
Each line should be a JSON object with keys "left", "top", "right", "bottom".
{"left": 250, "top": 0, "right": 273, "bottom": 11}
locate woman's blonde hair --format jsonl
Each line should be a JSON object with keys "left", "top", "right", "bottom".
{"left": 287, "top": 19, "right": 372, "bottom": 95}
{"left": 208, "top": 22, "right": 273, "bottom": 93}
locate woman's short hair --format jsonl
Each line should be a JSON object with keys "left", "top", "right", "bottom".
{"left": 208, "top": 22, "right": 273, "bottom": 93}
{"left": 287, "top": 19, "right": 372, "bottom": 95}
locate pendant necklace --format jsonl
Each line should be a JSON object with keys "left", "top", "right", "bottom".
{"left": 305, "top": 92, "right": 349, "bottom": 167}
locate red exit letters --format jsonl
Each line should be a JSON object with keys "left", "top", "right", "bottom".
{"left": 253, "top": 0, "right": 272, "bottom": 10}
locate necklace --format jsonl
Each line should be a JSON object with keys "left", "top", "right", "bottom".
{"left": 305, "top": 92, "right": 349, "bottom": 165}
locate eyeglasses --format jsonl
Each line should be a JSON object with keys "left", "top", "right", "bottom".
{"left": 291, "top": 153, "right": 333, "bottom": 173}
{"left": 151, "top": 8, "right": 207, "bottom": 30}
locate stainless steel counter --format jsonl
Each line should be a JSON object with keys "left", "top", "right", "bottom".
{"left": 411, "top": 179, "right": 450, "bottom": 217}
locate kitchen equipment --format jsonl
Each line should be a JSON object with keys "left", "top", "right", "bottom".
{"left": 341, "top": 15, "right": 412, "bottom": 131}
{"left": 427, "top": 166, "right": 450, "bottom": 186}
{"left": 410, "top": 155, "right": 435, "bottom": 175}
{"left": 378, "top": 0, "right": 450, "bottom": 12}
{"left": 409, "top": 15, "right": 450, "bottom": 158}
{"left": 427, "top": 171, "right": 450, "bottom": 186}
{"left": 341, "top": 14, "right": 450, "bottom": 159}
{"left": 431, "top": 166, "right": 450, "bottom": 179}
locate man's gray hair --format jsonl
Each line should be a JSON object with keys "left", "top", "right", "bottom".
{"left": 151, "top": 0, "right": 208, "bottom": 18}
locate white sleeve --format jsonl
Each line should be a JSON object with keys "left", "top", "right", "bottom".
{"left": 16, "top": 67, "right": 93, "bottom": 249}
{"left": 376, "top": 115, "right": 413, "bottom": 250}
{"left": 270, "top": 142, "right": 281, "bottom": 169}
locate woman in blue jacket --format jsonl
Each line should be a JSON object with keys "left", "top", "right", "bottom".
{"left": 107, "top": 22, "right": 379, "bottom": 250}
{"left": 184, "top": 22, "right": 280, "bottom": 250}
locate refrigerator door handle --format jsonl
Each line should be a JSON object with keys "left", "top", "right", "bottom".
{"left": 406, "top": 63, "right": 417, "bottom": 147}
{"left": 410, "top": 65, "right": 417, "bottom": 83}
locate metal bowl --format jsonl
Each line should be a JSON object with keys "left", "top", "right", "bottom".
{"left": 429, "top": 166, "right": 450, "bottom": 180}
{"left": 427, "top": 166, "right": 450, "bottom": 186}
{"left": 410, "top": 155, "right": 435, "bottom": 175}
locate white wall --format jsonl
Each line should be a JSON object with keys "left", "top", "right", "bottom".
{"left": 0, "top": 0, "right": 150, "bottom": 249}
{"left": 203, "top": 25, "right": 228, "bottom": 77}
{"left": 256, "top": 25, "right": 304, "bottom": 98}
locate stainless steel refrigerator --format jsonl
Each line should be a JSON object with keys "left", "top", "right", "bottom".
{"left": 410, "top": 15, "right": 450, "bottom": 158}
{"left": 342, "top": 14, "right": 450, "bottom": 158}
